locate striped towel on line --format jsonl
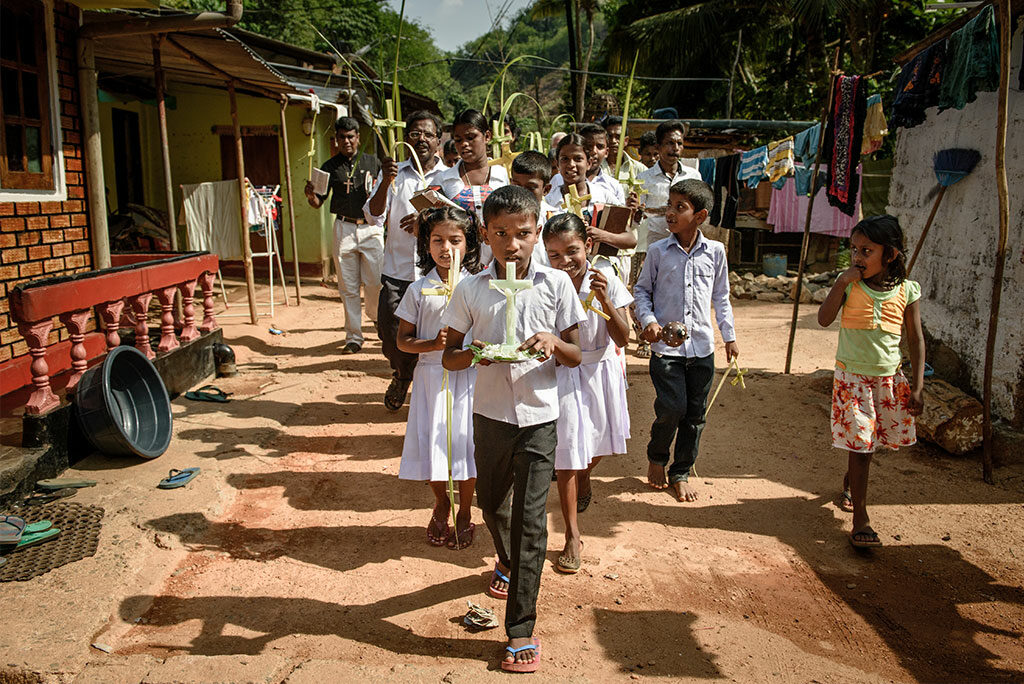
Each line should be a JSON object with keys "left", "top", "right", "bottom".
{"left": 737, "top": 146, "right": 769, "bottom": 188}
{"left": 766, "top": 136, "right": 795, "bottom": 183}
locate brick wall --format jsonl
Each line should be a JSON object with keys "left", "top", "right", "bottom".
{"left": 0, "top": 1, "right": 93, "bottom": 364}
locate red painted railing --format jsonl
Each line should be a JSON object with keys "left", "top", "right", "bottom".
{"left": 6, "top": 252, "right": 219, "bottom": 413}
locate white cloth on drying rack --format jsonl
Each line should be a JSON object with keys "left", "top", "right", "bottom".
{"left": 181, "top": 180, "right": 243, "bottom": 260}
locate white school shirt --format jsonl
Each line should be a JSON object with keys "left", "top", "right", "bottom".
{"left": 394, "top": 266, "right": 472, "bottom": 365}
{"left": 363, "top": 156, "right": 448, "bottom": 282}
{"left": 637, "top": 160, "right": 703, "bottom": 246}
{"left": 442, "top": 259, "right": 586, "bottom": 427}
{"left": 543, "top": 180, "right": 620, "bottom": 218}
{"left": 550, "top": 170, "right": 625, "bottom": 206}
{"left": 530, "top": 199, "right": 559, "bottom": 268}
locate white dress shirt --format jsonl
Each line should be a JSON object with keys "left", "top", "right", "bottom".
{"left": 363, "top": 156, "right": 448, "bottom": 282}
{"left": 442, "top": 260, "right": 586, "bottom": 427}
{"left": 637, "top": 160, "right": 703, "bottom": 247}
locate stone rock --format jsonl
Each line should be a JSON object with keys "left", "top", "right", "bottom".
{"left": 813, "top": 288, "right": 829, "bottom": 303}
{"left": 736, "top": 290, "right": 757, "bottom": 300}
{"left": 742, "top": 271, "right": 755, "bottom": 282}
{"left": 729, "top": 271, "right": 741, "bottom": 285}
{"left": 732, "top": 286, "right": 745, "bottom": 297}
{"left": 754, "top": 274, "right": 769, "bottom": 284}
{"left": 756, "top": 291, "right": 785, "bottom": 302}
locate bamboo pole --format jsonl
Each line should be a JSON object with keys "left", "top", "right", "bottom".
{"left": 152, "top": 34, "right": 177, "bottom": 252}
{"left": 279, "top": 99, "right": 302, "bottom": 305}
{"left": 227, "top": 81, "right": 259, "bottom": 324}
{"left": 981, "top": 0, "right": 1012, "bottom": 484}
{"left": 784, "top": 46, "right": 841, "bottom": 374}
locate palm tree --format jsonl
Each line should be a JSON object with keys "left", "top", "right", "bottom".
{"left": 532, "top": 0, "right": 603, "bottom": 120}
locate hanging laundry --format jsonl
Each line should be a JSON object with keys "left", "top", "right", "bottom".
{"left": 767, "top": 172, "right": 861, "bottom": 238}
{"left": 793, "top": 123, "right": 820, "bottom": 166}
{"left": 860, "top": 157, "right": 893, "bottom": 218}
{"left": 737, "top": 145, "right": 769, "bottom": 188}
{"left": 181, "top": 180, "right": 244, "bottom": 260}
{"left": 861, "top": 95, "right": 888, "bottom": 155}
{"left": 823, "top": 75, "right": 868, "bottom": 217}
{"left": 939, "top": 5, "right": 999, "bottom": 111}
{"left": 766, "top": 136, "right": 795, "bottom": 183}
{"left": 680, "top": 157, "right": 700, "bottom": 171}
{"left": 891, "top": 41, "right": 945, "bottom": 130}
{"left": 710, "top": 153, "right": 741, "bottom": 228}
{"left": 698, "top": 157, "right": 716, "bottom": 186}
{"left": 794, "top": 163, "right": 827, "bottom": 198}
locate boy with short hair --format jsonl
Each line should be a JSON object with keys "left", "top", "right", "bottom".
{"left": 510, "top": 150, "right": 557, "bottom": 266}
{"left": 578, "top": 123, "right": 625, "bottom": 204}
{"left": 601, "top": 115, "right": 646, "bottom": 179}
{"left": 634, "top": 179, "right": 739, "bottom": 503}
{"left": 638, "top": 131, "right": 659, "bottom": 168}
{"left": 443, "top": 185, "right": 585, "bottom": 673}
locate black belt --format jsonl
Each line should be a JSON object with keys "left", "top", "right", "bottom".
{"left": 337, "top": 216, "right": 366, "bottom": 225}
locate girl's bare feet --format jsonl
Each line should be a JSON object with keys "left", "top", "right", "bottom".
{"left": 671, "top": 480, "right": 698, "bottom": 502}
{"left": 647, "top": 463, "right": 668, "bottom": 489}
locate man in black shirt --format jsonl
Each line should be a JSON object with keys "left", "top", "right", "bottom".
{"left": 305, "top": 117, "right": 382, "bottom": 354}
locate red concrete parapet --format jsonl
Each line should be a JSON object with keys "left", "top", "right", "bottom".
{"left": 6, "top": 252, "right": 219, "bottom": 413}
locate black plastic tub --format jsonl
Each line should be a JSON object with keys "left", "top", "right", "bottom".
{"left": 74, "top": 346, "right": 172, "bottom": 459}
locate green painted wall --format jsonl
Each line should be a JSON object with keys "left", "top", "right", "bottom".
{"left": 98, "top": 83, "right": 344, "bottom": 270}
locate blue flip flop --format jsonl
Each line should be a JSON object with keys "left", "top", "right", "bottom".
{"left": 157, "top": 468, "right": 200, "bottom": 489}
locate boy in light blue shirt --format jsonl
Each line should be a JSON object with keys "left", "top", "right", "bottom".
{"left": 634, "top": 179, "right": 739, "bottom": 503}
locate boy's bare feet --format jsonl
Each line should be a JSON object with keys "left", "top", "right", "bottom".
{"left": 647, "top": 463, "right": 668, "bottom": 489}
{"left": 671, "top": 480, "right": 698, "bottom": 502}
{"left": 504, "top": 637, "right": 539, "bottom": 666}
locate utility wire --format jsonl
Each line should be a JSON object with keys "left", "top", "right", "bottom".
{"left": 404, "top": 56, "right": 729, "bottom": 82}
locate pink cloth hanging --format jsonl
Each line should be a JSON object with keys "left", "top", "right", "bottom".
{"left": 768, "top": 166, "right": 861, "bottom": 238}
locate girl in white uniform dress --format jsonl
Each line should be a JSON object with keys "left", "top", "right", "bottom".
{"left": 396, "top": 206, "right": 482, "bottom": 550}
{"left": 543, "top": 213, "right": 633, "bottom": 574}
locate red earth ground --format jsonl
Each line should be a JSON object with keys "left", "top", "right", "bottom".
{"left": 1, "top": 279, "right": 1022, "bottom": 683}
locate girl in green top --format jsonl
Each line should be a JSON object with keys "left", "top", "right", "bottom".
{"left": 818, "top": 215, "right": 925, "bottom": 549}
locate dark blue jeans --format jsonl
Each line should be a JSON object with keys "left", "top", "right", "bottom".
{"left": 647, "top": 353, "right": 715, "bottom": 484}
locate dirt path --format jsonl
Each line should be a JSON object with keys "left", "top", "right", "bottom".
{"left": 2, "top": 282, "right": 1023, "bottom": 683}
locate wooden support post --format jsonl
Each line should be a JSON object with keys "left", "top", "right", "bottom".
{"left": 228, "top": 80, "right": 259, "bottom": 325}
{"left": 152, "top": 34, "right": 177, "bottom": 251}
{"left": 982, "top": 0, "right": 1012, "bottom": 484}
{"left": 784, "top": 46, "right": 841, "bottom": 374}
{"left": 280, "top": 99, "right": 302, "bottom": 304}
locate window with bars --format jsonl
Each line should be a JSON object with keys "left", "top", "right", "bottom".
{"left": 0, "top": 0, "right": 54, "bottom": 191}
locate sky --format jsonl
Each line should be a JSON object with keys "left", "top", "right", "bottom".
{"left": 388, "top": 0, "right": 535, "bottom": 53}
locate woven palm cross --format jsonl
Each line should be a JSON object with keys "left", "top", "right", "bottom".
{"left": 373, "top": 99, "right": 406, "bottom": 153}
{"left": 489, "top": 261, "right": 533, "bottom": 349}
{"left": 561, "top": 184, "right": 591, "bottom": 219}
{"left": 618, "top": 165, "right": 647, "bottom": 196}
{"left": 422, "top": 247, "right": 462, "bottom": 300}
{"left": 488, "top": 141, "right": 521, "bottom": 175}
{"left": 490, "top": 119, "right": 513, "bottom": 159}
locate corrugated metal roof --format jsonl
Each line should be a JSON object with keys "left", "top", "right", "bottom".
{"left": 93, "top": 27, "right": 302, "bottom": 98}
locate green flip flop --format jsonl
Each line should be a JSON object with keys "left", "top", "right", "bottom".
{"left": 12, "top": 527, "right": 60, "bottom": 550}
{"left": 36, "top": 478, "right": 97, "bottom": 491}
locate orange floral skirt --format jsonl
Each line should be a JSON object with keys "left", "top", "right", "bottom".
{"left": 831, "top": 367, "right": 916, "bottom": 453}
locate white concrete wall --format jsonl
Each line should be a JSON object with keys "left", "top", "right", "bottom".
{"left": 888, "top": 25, "right": 1024, "bottom": 426}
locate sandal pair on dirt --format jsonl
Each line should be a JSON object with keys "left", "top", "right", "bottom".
{"left": 426, "top": 515, "right": 475, "bottom": 550}
{"left": 0, "top": 516, "right": 60, "bottom": 549}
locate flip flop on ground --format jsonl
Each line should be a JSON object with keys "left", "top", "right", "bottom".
{"left": 838, "top": 488, "right": 854, "bottom": 513}
{"left": 36, "top": 478, "right": 96, "bottom": 490}
{"left": 0, "top": 516, "right": 27, "bottom": 544}
{"left": 157, "top": 468, "right": 201, "bottom": 489}
{"left": 184, "top": 385, "right": 232, "bottom": 403}
{"left": 556, "top": 539, "right": 583, "bottom": 574}
{"left": 850, "top": 526, "right": 883, "bottom": 548}
{"left": 501, "top": 638, "right": 541, "bottom": 673}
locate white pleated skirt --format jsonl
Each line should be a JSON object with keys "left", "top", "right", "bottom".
{"left": 399, "top": 359, "right": 477, "bottom": 481}
{"left": 555, "top": 363, "right": 593, "bottom": 471}
{"left": 579, "top": 346, "right": 631, "bottom": 457}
